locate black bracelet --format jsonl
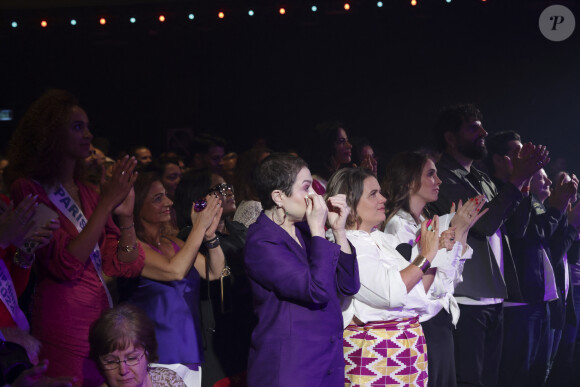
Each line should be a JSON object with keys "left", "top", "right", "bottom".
{"left": 204, "top": 235, "right": 220, "bottom": 249}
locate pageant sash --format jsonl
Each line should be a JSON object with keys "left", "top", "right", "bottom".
{"left": 0, "top": 259, "right": 30, "bottom": 331}
{"left": 47, "top": 185, "right": 113, "bottom": 308}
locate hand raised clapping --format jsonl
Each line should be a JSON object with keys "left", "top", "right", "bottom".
{"left": 100, "top": 156, "right": 138, "bottom": 211}
{"left": 191, "top": 194, "right": 223, "bottom": 240}
{"left": 510, "top": 143, "right": 550, "bottom": 187}
{"left": 326, "top": 194, "right": 350, "bottom": 232}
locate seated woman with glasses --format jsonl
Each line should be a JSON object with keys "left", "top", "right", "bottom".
{"left": 119, "top": 171, "right": 225, "bottom": 372}
{"left": 89, "top": 303, "right": 187, "bottom": 387}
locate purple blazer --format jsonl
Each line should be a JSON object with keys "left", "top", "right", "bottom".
{"left": 245, "top": 213, "right": 360, "bottom": 387}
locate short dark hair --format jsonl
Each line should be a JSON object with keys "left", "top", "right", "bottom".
{"left": 324, "top": 168, "right": 375, "bottom": 228}
{"left": 483, "top": 131, "right": 521, "bottom": 175}
{"left": 89, "top": 304, "right": 158, "bottom": 370}
{"left": 254, "top": 153, "right": 308, "bottom": 211}
{"left": 434, "top": 104, "right": 483, "bottom": 152}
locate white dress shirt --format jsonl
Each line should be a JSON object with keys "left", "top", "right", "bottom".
{"left": 341, "top": 229, "right": 431, "bottom": 328}
{"left": 383, "top": 211, "right": 473, "bottom": 325}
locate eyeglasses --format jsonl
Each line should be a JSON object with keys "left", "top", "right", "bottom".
{"left": 100, "top": 351, "right": 147, "bottom": 370}
{"left": 207, "top": 183, "right": 234, "bottom": 198}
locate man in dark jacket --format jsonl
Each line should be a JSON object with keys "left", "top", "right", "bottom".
{"left": 428, "top": 104, "right": 548, "bottom": 386}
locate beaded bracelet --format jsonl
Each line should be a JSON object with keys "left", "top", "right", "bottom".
{"left": 119, "top": 223, "right": 135, "bottom": 230}
{"left": 204, "top": 235, "right": 221, "bottom": 249}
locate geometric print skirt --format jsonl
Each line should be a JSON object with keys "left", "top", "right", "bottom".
{"left": 343, "top": 317, "right": 428, "bottom": 387}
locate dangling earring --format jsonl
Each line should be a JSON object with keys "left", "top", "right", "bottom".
{"left": 272, "top": 203, "right": 286, "bottom": 225}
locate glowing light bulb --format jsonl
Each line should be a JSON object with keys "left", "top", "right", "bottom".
{"left": 218, "top": 11, "right": 225, "bottom": 19}
{"left": 11, "top": 21, "right": 17, "bottom": 28}
{"left": 159, "top": 15, "right": 165, "bottom": 22}
{"left": 100, "top": 18, "right": 106, "bottom": 25}
{"left": 344, "top": 3, "right": 350, "bottom": 10}
{"left": 41, "top": 20, "right": 48, "bottom": 27}
{"left": 311, "top": 5, "right": 318, "bottom": 12}
{"left": 248, "top": 10, "right": 255, "bottom": 16}
{"left": 70, "top": 19, "right": 77, "bottom": 25}
{"left": 130, "top": 17, "right": 136, "bottom": 23}
{"left": 279, "top": 8, "right": 286, "bottom": 15}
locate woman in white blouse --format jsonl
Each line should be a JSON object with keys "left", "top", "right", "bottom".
{"left": 324, "top": 167, "right": 437, "bottom": 387}
{"left": 382, "top": 152, "right": 486, "bottom": 387}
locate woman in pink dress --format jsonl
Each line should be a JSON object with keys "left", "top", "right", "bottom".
{"left": 5, "top": 89, "right": 145, "bottom": 385}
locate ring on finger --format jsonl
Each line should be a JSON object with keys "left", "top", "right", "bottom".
{"left": 121, "top": 171, "right": 126, "bottom": 175}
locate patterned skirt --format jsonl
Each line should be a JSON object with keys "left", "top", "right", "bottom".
{"left": 343, "top": 317, "right": 428, "bottom": 387}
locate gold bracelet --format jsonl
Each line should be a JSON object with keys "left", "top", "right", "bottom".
{"left": 411, "top": 255, "right": 431, "bottom": 273}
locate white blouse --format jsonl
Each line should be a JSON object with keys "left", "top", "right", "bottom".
{"left": 342, "top": 229, "right": 430, "bottom": 328}
{"left": 383, "top": 210, "right": 472, "bottom": 325}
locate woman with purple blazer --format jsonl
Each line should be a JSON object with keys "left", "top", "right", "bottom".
{"left": 244, "top": 153, "right": 360, "bottom": 386}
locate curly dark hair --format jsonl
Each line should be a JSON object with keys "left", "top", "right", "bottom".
{"left": 5, "top": 89, "right": 81, "bottom": 187}
{"left": 254, "top": 153, "right": 308, "bottom": 211}
{"left": 89, "top": 304, "right": 159, "bottom": 370}
{"left": 434, "top": 104, "right": 483, "bottom": 152}
{"left": 382, "top": 152, "right": 430, "bottom": 224}
{"left": 324, "top": 168, "right": 376, "bottom": 229}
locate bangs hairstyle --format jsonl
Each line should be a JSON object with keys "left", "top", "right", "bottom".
{"left": 382, "top": 152, "right": 430, "bottom": 223}
{"left": 325, "top": 168, "right": 375, "bottom": 229}
{"left": 89, "top": 304, "right": 158, "bottom": 367}
{"left": 254, "top": 153, "right": 308, "bottom": 211}
{"left": 132, "top": 170, "right": 163, "bottom": 238}
{"left": 5, "top": 89, "right": 80, "bottom": 186}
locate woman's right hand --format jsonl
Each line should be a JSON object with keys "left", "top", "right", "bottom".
{"left": 0, "top": 195, "right": 37, "bottom": 248}
{"left": 305, "top": 193, "right": 328, "bottom": 237}
{"left": 100, "top": 156, "right": 138, "bottom": 211}
{"left": 419, "top": 216, "right": 439, "bottom": 261}
{"left": 191, "top": 194, "right": 223, "bottom": 239}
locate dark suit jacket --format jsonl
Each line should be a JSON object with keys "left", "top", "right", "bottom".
{"left": 549, "top": 215, "right": 580, "bottom": 329}
{"left": 509, "top": 196, "right": 562, "bottom": 303}
{"left": 427, "top": 153, "right": 524, "bottom": 301}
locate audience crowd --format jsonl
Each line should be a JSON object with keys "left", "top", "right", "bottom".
{"left": 1, "top": 89, "right": 579, "bottom": 387}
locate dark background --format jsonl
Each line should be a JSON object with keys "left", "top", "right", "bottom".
{"left": 1, "top": 0, "right": 579, "bottom": 173}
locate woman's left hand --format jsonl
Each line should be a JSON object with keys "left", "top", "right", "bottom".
{"left": 326, "top": 194, "right": 350, "bottom": 231}
{"left": 450, "top": 195, "right": 488, "bottom": 236}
